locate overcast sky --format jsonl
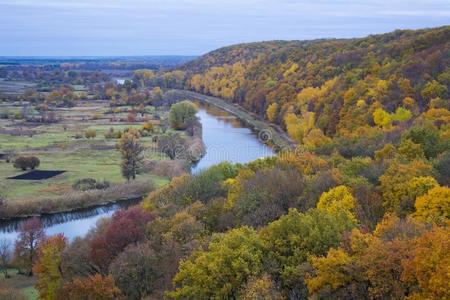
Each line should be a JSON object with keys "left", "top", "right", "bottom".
{"left": 0, "top": 0, "right": 448, "bottom": 56}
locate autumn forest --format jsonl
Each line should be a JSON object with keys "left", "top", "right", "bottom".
{"left": 0, "top": 23, "right": 449, "bottom": 300}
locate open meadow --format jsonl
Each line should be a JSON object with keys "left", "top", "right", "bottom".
{"left": 0, "top": 100, "right": 172, "bottom": 217}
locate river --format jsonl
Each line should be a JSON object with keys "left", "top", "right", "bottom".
{"left": 0, "top": 104, "right": 274, "bottom": 243}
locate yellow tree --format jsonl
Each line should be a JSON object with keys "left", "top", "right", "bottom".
{"left": 34, "top": 234, "right": 67, "bottom": 300}
{"left": 317, "top": 185, "right": 357, "bottom": 223}
{"left": 415, "top": 186, "right": 450, "bottom": 224}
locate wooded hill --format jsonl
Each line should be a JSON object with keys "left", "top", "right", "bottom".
{"left": 184, "top": 26, "right": 449, "bottom": 141}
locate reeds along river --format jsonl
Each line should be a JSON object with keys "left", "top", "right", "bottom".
{"left": 0, "top": 104, "right": 274, "bottom": 243}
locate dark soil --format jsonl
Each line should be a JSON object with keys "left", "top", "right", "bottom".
{"left": 8, "top": 170, "right": 66, "bottom": 180}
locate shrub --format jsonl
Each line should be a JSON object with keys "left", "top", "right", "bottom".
{"left": 84, "top": 129, "right": 97, "bottom": 139}
{"left": 104, "top": 128, "right": 122, "bottom": 139}
{"left": 72, "top": 178, "right": 111, "bottom": 191}
{"left": 13, "top": 156, "right": 40, "bottom": 170}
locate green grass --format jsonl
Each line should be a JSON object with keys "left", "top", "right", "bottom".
{"left": 0, "top": 103, "right": 171, "bottom": 204}
{"left": 21, "top": 287, "right": 38, "bottom": 300}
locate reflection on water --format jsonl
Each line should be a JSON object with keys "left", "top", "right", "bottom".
{"left": 0, "top": 104, "right": 275, "bottom": 243}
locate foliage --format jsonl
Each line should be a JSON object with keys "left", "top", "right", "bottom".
{"left": 13, "top": 217, "right": 45, "bottom": 275}
{"left": 238, "top": 273, "right": 284, "bottom": 300}
{"left": 379, "top": 160, "right": 433, "bottom": 216}
{"left": 90, "top": 207, "right": 153, "bottom": 273}
{"left": 13, "top": 156, "right": 40, "bottom": 170}
{"left": 117, "top": 130, "right": 144, "bottom": 180}
{"left": 317, "top": 185, "right": 357, "bottom": 222}
{"left": 157, "top": 132, "right": 185, "bottom": 160}
{"left": 169, "top": 100, "right": 197, "bottom": 130}
{"left": 59, "top": 274, "right": 123, "bottom": 300}
{"left": 84, "top": 129, "right": 97, "bottom": 139}
{"left": 72, "top": 178, "right": 110, "bottom": 191}
{"left": 109, "top": 241, "right": 160, "bottom": 300}
{"left": 168, "top": 226, "right": 264, "bottom": 299}
{"left": 414, "top": 186, "right": 450, "bottom": 224}
{"left": 34, "top": 234, "right": 67, "bottom": 300}
{"left": 401, "top": 226, "right": 450, "bottom": 300}
{"left": 260, "top": 208, "right": 355, "bottom": 296}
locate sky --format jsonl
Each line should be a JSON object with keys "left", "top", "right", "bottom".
{"left": 0, "top": 0, "right": 449, "bottom": 56}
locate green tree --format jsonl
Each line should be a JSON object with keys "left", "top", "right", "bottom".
{"left": 169, "top": 101, "right": 197, "bottom": 130}
{"left": 260, "top": 209, "right": 355, "bottom": 297}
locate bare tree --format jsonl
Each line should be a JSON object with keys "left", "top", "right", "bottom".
{"left": 0, "top": 239, "right": 12, "bottom": 278}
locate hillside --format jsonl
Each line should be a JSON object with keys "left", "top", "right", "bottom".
{"left": 184, "top": 26, "right": 449, "bottom": 140}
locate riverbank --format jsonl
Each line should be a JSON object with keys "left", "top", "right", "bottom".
{"left": 0, "top": 180, "right": 156, "bottom": 220}
{"left": 165, "top": 89, "right": 296, "bottom": 151}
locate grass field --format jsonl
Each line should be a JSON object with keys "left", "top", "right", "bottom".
{"left": 0, "top": 269, "right": 37, "bottom": 300}
{"left": 0, "top": 101, "right": 171, "bottom": 209}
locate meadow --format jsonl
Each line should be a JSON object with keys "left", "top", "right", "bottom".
{"left": 0, "top": 101, "right": 170, "bottom": 216}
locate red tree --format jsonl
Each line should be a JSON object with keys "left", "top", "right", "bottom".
{"left": 90, "top": 206, "right": 153, "bottom": 272}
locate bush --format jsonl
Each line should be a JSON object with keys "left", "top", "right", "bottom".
{"left": 13, "top": 156, "right": 40, "bottom": 170}
{"left": 104, "top": 128, "right": 122, "bottom": 139}
{"left": 72, "top": 178, "right": 110, "bottom": 191}
{"left": 84, "top": 129, "right": 97, "bottom": 139}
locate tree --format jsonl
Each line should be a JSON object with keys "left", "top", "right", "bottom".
{"left": 317, "top": 185, "right": 358, "bottom": 223}
{"left": 403, "top": 125, "right": 443, "bottom": 159}
{"left": 157, "top": 133, "right": 185, "bottom": 160}
{"left": 84, "top": 129, "right": 97, "bottom": 139}
{"left": 168, "top": 227, "right": 264, "bottom": 299}
{"left": 109, "top": 242, "right": 160, "bottom": 300}
{"left": 117, "top": 130, "right": 144, "bottom": 181}
{"left": 230, "top": 166, "right": 305, "bottom": 227}
{"left": 260, "top": 208, "right": 355, "bottom": 297}
{"left": 34, "top": 234, "right": 67, "bottom": 300}
{"left": 238, "top": 273, "right": 283, "bottom": 300}
{"left": 414, "top": 186, "right": 450, "bottom": 224}
{"left": 373, "top": 108, "right": 392, "bottom": 129}
{"left": 0, "top": 239, "right": 12, "bottom": 278}
{"left": 14, "top": 217, "right": 45, "bottom": 276}
{"left": 401, "top": 226, "right": 450, "bottom": 300}
{"left": 266, "top": 103, "right": 279, "bottom": 122}
{"left": 306, "top": 248, "right": 366, "bottom": 299}
{"left": 59, "top": 274, "right": 123, "bottom": 300}
{"left": 421, "top": 80, "right": 448, "bottom": 101}
{"left": 61, "top": 237, "right": 98, "bottom": 280}
{"left": 13, "top": 156, "right": 40, "bottom": 170}
{"left": 90, "top": 207, "right": 153, "bottom": 273}
{"left": 379, "top": 160, "right": 433, "bottom": 215}
{"left": 169, "top": 101, "right": 197, "bottom": 130}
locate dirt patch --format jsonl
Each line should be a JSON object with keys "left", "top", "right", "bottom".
{"left": 8, "top": 170, "right": 66, "bottom": 180}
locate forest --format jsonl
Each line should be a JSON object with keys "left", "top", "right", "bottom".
{"left": 0, "top": 26, "right": 449, "bottom": 299}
